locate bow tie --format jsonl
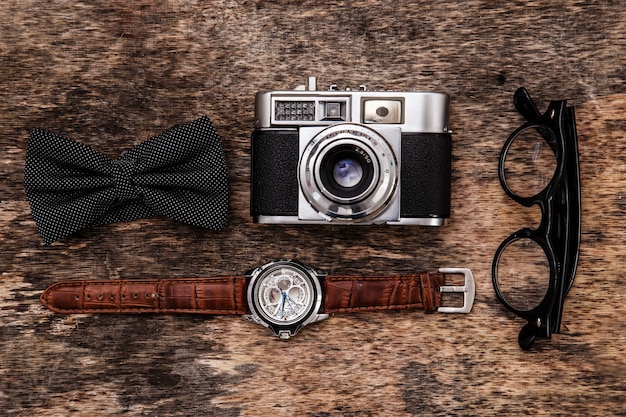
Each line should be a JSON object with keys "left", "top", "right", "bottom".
{"left": 24, "top": 116, "right": 229, "bottom": 245}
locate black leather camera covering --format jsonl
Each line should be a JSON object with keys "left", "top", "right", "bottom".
{"left": 400, "top": 133, "right": 451, "bottom": 219}
{"left": 250, "top": 130, "right": 451, "bottom": 219}
{"left": 251, "top": 130, "right": 299, "bottom": 216}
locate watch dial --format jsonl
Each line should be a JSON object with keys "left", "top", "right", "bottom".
{"left": 255, "top": 265, "right": 316, "bottom": 325}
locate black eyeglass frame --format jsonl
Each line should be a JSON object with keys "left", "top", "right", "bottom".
{"left": 492, "top": 87, "right": 581, "bottom": 350}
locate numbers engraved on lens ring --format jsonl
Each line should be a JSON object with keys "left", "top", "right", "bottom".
{"left": 354, "top": 146, "right": 372, "bottom": 164}
{"left": 348, "top": 129, "right": 380, "bottom": 146}
{"left": 258, "top": 269, "right": 312, "bottom": 323}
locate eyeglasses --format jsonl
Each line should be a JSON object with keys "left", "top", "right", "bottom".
{"left": 492, "top": 87, "right": 581, "bottom": 350}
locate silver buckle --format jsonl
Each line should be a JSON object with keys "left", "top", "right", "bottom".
{"left": 437, "top": 268, "right": 475, "bottom": 314}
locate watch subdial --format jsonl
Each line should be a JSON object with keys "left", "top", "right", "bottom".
{"left": 257, "top": 268, "right": 314, "bottom": 324}
{"left": 282, "top": 286, "right": 307, "bottom": 319}
{"left": 265, "top": 287, "right": 282, "bottom": 304}
{"left": 262, "top": 287, "right": 283, "bottom": 316}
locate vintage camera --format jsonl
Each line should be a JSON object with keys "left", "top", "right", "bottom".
{"left": 251, "top": 77, "right": 451, "bottom": 225}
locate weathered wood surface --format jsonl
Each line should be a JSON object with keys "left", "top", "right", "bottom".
{"left": 1, "top": 1, "right": 624, "bottom": 415}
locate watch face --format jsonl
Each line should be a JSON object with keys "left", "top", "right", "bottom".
{"left": 255, "top": 264, "right": 316, "bottom": 324}
{"left": 247, "top": 260, "right": 324, "bottom": 338}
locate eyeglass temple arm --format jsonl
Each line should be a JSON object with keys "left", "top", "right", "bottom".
{"left": 525, "top": 105, "right": 581, "bottom": 350}
{"left": 563, "top": 105, "right": 581, "bottom": 296}
{"left": 548, "top": 105, "right": 582, "bottom": 338}
{"left": 514, "top": 87, "right": 542, "bottom": 122}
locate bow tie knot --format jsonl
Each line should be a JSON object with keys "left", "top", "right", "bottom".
{"left": 24, "top": 116, "right": 229, "bottom": 245}
{"left": 111, "top": 158, "right": 141, "bottom": 202}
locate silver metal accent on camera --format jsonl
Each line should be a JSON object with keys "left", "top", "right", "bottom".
{"left": 394, "top": 217, "right": 447, "bottom": 226}
{"left": 298, "top": 124, "right": 400, "bottom": 223}
{"left": 254, "top": 78, "right": 450, "bottom": 132}
{"left": 254, "top": 215, "right": 446, "bottom": 226}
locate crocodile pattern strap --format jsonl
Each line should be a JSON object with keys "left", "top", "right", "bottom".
{"left": 322, "top": 272, "right": 446, "bottom": 313}
{"left": 41, "top": 272, "right": 448, "bottom": 315}
{"left": 40, "top": 277, "right": 248, "bottom": 314}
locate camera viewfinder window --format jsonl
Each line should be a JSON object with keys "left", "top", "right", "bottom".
{"left": 321, "top": 101, "right": 347, "bottom": 121}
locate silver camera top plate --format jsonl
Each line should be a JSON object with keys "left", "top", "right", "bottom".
{"left": 254, "top": 77, "right": 450, "bottom": 134}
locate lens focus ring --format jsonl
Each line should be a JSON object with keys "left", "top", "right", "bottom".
{"left": 299, "top": 123, "right": 398, "bottom": 222}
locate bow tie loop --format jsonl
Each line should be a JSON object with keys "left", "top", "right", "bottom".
{"left": 110, "top": 158, "right": 141, "bottom": 202}
{"left": 24, "top": 116, "right": 229, "bottom": 245}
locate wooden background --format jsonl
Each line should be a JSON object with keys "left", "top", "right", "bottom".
{"left": 1, "top": 1, "right": 624, "bottom": 415}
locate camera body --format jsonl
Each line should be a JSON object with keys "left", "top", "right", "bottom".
{"left": 251, "top": 77, "right": 452, "bottom": 225}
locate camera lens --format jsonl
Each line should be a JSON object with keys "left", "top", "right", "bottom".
{"left": 299, "top": 123, "right": 398, "bottom": 222}
{"left": 334, "top": 159, "right": 363, "bottom": 187}
{"left": 319, "top": 145, "right": 374, "bottom": 199}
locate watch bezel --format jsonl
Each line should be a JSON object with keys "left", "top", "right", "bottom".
{"left": 245, "top": 259, "right": 327, "bottom": 339}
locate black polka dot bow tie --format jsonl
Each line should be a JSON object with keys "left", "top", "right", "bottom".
{"left": 24, "top": 116, "right": 229, "bottom": 245}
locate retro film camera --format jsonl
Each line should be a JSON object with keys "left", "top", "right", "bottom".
{"left": 251, "top": 77, "right": 452, "bottom": 225}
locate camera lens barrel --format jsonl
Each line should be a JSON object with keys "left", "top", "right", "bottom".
{"left": 299, "top": 123, "right": 399, "bottom": 222}
{"left": 317, "top": 142, "right": 377, "bottom": 201}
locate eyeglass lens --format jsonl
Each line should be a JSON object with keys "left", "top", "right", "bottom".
{"left": 495, "top": 238, "right": 550, "bottom": 312}
{"left": 503, "top": 125, "right": 558, "bottom": 199}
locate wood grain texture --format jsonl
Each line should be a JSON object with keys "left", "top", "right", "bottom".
{"left": 1, "top": 1, "right": 625, "bottom": 415}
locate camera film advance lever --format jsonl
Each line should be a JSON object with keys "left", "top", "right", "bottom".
{"left": 41, "top": 260, "right": 475, "bottom": 339}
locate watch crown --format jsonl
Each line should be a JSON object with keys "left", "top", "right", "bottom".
{"left": 278, "top": 330, "right": 292, "bottom": 340}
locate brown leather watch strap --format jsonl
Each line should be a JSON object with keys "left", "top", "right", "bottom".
{"left": 41, "top": 271, "right": 458, "bottom": 315}
{"left": 322, "top": 272, "right": 445, "bottom": 313}
{"left": 40, "top": 277, "right": 248, "bottom": 315}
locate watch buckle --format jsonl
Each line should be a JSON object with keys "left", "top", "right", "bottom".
{"left": 436, "top": 268, "right": 475, "bottom": 314}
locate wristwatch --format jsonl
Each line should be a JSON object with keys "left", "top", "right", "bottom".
{"left": 40, "top": 259, "right": 475, "bottom": 339}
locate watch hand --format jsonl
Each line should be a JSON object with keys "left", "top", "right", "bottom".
{"left": 280, "top": 290, "right": 287, "bottom": 319}
{"left": 284, "top": 294, "right": 303, "bottom": 316}
{"left": 272, "top": 290, "right": 286, "bottom": 318}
